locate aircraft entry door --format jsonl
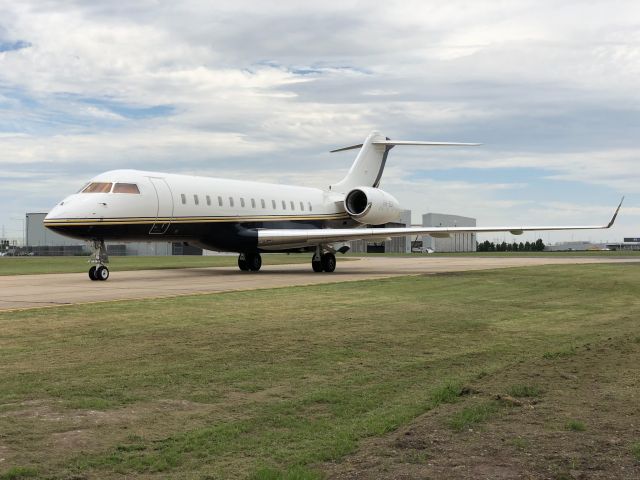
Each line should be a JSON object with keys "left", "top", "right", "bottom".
{"left": 149, "top": 177, "right": 174, "bottom": 234}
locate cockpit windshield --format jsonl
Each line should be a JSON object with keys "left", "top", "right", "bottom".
{"left": 82, "top": 182, "right": 113, "bottom": 193}
{"left": 113, "top": 183, "right": 140, "bottom": 194}
{"left": 80, "top": 182, "right": 140, "bottom": 194}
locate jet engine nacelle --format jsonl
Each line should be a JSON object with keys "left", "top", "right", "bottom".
{"left": 344, "top": 187, "right": 401, "bottom": 225}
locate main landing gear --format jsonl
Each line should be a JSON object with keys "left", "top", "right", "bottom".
{"left": 238, "top": 252, "right": 262, "bottom": 272}
{"left": 88, "top": 239, "right": 109, "bottom": 281}
{"left": 312, "top": 250, "right": 336, "bottom": 273}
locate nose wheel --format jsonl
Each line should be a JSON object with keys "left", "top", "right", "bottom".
{"left": 89, "top": 265, "right": 110, "bottom": 281}
{"left": 88, "top": 239, "right": 110, "bottom": 281}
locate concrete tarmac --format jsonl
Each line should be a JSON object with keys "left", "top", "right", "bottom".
{"left": 1, "top": 256, "right": 638, "bottom": 312}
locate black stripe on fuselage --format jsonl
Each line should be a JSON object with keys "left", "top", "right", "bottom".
{"left": 44, "top": 217, "right": 357, "bottom": 252}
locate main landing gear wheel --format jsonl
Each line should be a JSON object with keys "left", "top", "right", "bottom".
{"left": 238, "top": 256, "right": 249, "bottom": 271}
{"left": 88, "top": 266, "right": 97, "bottom": 280}
{"left": 312, "top": 259, "right": 323, "bottom": 272}
{"left": 312, "top": 252, "right": 336, "bottom": 273}
{"left": 321, "top": 252, "right": 336, "bottom": 273}
{"left": 238, "top": 253, "right": 262, "bottom": 272}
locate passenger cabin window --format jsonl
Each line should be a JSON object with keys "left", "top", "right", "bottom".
{"left": 218, "top": 196, "right": 223, "bottom": 206}
{"left": 181, "top": 194, "right": 187, "bottom": 205}
{"left": 240, "top": 198, "right": 245, "bottom": 207}
{"left": 290, "top": 201, "right": 295, "bottom": 210}
{"left": 82, "top": 182, "right": 112, "bottom": 193}
{"left": 112, "top": 183, "right": 140, "bottom": 194}
{"left": 194, "top": 194, "right": 199, "bottom": 205}
{"left": 251, "top": 198, "right": 256, "bottom": 208}
{"left": 206, "top": 195, "right": 211, "bottom": 206}
{"left": 272, "top": 200, "right": 276, "bottom": 209}
{"left": 308, "top": 202, "right": 312, "bottom": 212}
{"left": 229, "top": 197, "right": 234, "bottom": 207}
{"left": 300, "top": 201, "right": 304, "bottom": 211}
{"left": 282, "top": 200, "right": 286, "bottom": 210}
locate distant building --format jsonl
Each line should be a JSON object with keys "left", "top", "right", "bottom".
{"left": 26, "top": 213, "right": 84, "bottom": 248}
{"left": 606, "top": 238, "right": 640, "bottom": 251}
{"left": 545, "top": 241, "right": 606, "bottom": 252}
{"left": 350, "top": 210, "right": 412, "bottom": 253}
{"left": 422, "top": 213, "right": 476, "bottom": 252}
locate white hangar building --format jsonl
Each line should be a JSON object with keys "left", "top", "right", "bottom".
{"left": 422, "top": 213, "right": 477, "bottom": 253}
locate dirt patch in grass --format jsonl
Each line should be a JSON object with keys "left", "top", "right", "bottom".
{"left": 0, "top": 397, "right": 226, "bottom": 476}
{"left": 323, "top": 337, "right": 640, "bottom": 479}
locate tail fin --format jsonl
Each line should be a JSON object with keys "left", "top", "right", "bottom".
{"left": 329, "top": 131, "right": 480, "bottom": 193}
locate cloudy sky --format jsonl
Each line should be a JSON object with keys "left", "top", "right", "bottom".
{"left": 1, "top": 0, "right": 639, "bottom": 244}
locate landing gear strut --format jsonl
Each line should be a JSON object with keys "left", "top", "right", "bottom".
{"left": 312, "top": 248, "right": 336, "bottom": 273}
{"left": 238, "top": 253, "right": 262, "bottom": 272}
{"left": 88, "top": 239, "right": 109, "bottom": 281}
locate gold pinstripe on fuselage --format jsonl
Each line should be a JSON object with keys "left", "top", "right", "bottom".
{"left": 42, "top": 212, "right": 351, "bottom": 227}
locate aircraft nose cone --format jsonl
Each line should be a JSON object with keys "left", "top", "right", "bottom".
{"left": 45, "top": 204, "right": 65, "bottom": 220}
{"left": 45, "top": 196, "right": 75, "bottom": 221}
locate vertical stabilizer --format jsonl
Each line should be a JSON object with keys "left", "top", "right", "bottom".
{"left": 330, "top": 131, "right": 390, "bottom": 192}
{"left": 329, "top": 132, "right": 480, "bottom": 193}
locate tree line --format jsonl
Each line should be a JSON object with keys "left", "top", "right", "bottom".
{"left": 476, "top": 238, "right": 545, "bottom": 252}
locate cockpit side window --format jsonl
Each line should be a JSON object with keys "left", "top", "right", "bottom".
{"left": 82, "top": 182, "right": 113, "bottom": 193}
{"left": 112, "top": 183, "right": 140, "bottom": 194}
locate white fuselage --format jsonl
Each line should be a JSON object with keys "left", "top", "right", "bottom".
{"left": 44, "top": 169, "right": 353, "bottom": 252}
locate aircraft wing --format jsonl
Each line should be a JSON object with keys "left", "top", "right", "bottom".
{"left": 257, "top": 198, "right": 623, "bottom": 249}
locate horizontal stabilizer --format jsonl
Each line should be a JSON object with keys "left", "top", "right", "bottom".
{"left": 330, "top": 140, "right": 480, "bottom": 153}
{"left": 373, "top": 140, "right": 481, "bottom": 147}
{"left": 330, "top": 144, "right": 363, "bottom": 153}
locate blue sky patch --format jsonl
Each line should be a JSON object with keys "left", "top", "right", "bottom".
{"left": 0, "top": 40, "right": 31, "bottom": 52}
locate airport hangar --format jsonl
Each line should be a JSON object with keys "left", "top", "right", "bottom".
{"left": 21, "top": 210, "right": 478, "bottom": 256}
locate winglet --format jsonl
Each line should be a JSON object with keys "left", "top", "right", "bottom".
{"left": 606, "top": 196, "right": 624, "bottom": 228}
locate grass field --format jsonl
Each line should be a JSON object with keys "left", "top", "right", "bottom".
{"left": 1, "top": 264, "right": 639, "bottom": 478}
{"left": 0, "top": 254, "right": 311, "bottom": 276}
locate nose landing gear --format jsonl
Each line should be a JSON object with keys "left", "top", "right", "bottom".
{"left": 88, "top": 239, "right": 110, "bottom": 281}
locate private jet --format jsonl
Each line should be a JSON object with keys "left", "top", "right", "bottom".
{"left": 43, "top": 131, "right": 623, "bottom": 280}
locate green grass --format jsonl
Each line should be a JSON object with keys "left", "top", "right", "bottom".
{"left": 631, "top": 442, "right": 640, "bottom": 462}
{"left": 448, "top": 401, "right": 501, "bottom": 431}
{"left": 509, "top": 437, "right": 529, "bottom": 450}
{"left": 429, "top": 381, "right": 464, "bottom": 405}
{"left": 0, "top": 263, "right": 639, "bottom": 478}
{"left": 0, "top": 467, "right": 38, "bottom": 480}
{"left": 542, "top": 347, "right": 577, "bottom": 360}
{"left": 565, "top": 420, "right": 587, "bottom": 432}
{"left": 0, "top": 254, "right": 311, "bottom": 275}
{"left": 249, "top": 466, "right": 323, "bottom": 480}
{"left": 507, "top": 384, "right": 542, "bottom": 398}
